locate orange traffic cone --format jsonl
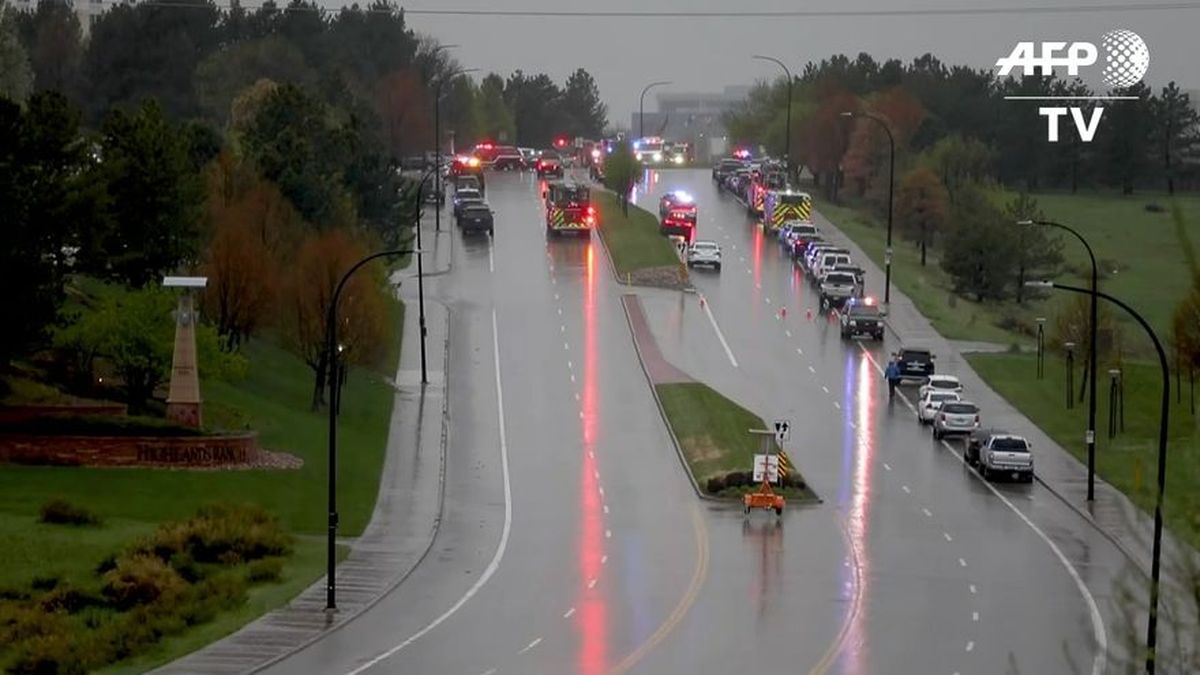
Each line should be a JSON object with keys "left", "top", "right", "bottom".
{"left": 805, "top": 308, "right": 813, "bottom": 321}
{"left": 780, "top": 307, "right": 787, "bottom": 320}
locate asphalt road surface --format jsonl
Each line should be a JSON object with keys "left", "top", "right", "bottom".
{"left": 260, "top": 168, "right": 1130, "bottom": 675}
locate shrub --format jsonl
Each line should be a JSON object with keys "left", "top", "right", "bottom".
{"left": 705, "top": 476, "right": 726, "bottom": 494}
{"left": 3, "top": 414, "right": 206, "bottom": 437}
{"left": 39, "top": 585, "right": 104, "bottom": 614}
{"left": 6, "top": 628, "right": 96, "bottom": 675}
{"left": 245, "top": 557, "right": 284, "bottom": 584}
{"left": 39, "top": 499, "right": 101, "bottom": 526}
{"left": 101, "top": 555, "right": 187, "bottom": 611}
{"left": 167, "top": 551, "right": 203, "bottom": 584}
{"left": 30, "top": 575, "right": 61, "bottom": 591}
{"left": 139, "top": 503, "right": 292, "bottom": 565}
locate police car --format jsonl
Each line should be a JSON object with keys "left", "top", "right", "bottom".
{"left": 837, "top": 297, "right": 884, "bottom": 340}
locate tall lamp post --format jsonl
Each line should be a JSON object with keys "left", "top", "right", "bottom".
{"left": 404, "top": 166, "right": 440, "bottom": 385}
{"left": 639, "top": 80, "right": 672, "bottom": 140}
{"left": 753, "top": 55, "right": 792, "bottom": 179}
{"left": 324, "top": 247, "right": 419, "bottom": 611}
{"left": 1027, "top": 280, "right": 1169, "bottom": 674}
{"left": 1020, "top": 218, "right": 1099, "bottom": 502}
{"left": 841, "top": 110, "right": 895, "bottom": 307}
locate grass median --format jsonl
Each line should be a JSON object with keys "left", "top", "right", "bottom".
{"left": 594, "top": 191, "right": 684, "bottom": 280}
{"left": 655, "top": 382, "right": 816, "bottom": 501}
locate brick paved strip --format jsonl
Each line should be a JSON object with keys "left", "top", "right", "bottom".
{"left": 622, "top": 294, "right": 693, "bottom": 385}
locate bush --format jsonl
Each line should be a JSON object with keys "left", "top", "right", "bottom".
{"left": 137, "top": 502, "right": 291, "bottom": 565}
{"left": 245, "top": 557, "right": 284, "bottom": 583}
{"left": 101, "top": 555, "right": 187, "bottom": 611}
{"left": 39, "top": 499, "right": 101, "bottom": 526}
{"left": 6, "top": 628, "right": 96, "bottom": 675}
{"left": 705, "top": 476, "right": 726, "bottom": 494}
{"left": 39, "top": 585, "right": 104, "bottom": 614}
{"left": 3, "top": 413, "right": 206, "bottom": 437}
{"left": 30, "top": 575, "right": 61, "bottom": 592}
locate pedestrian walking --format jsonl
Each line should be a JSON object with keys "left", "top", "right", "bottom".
{"left": 885, "top": 356, "right": 901, "bottom": 400}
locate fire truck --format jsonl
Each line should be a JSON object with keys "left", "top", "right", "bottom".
{"left": 762, "top": 190, "right": 813, "bottom": 234}
{"left": 746, "top": 162, "right": 788, "bottom": 216}
{"left": 660, "top": 202, "right": 698, "bottom": 242}
{"left": 544, "top": 181, "right": 595, "bottom": 236}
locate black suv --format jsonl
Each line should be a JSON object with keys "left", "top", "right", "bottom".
{"left": 459, "top": 203, "right": 494, "bottom": 236}
{"left": 838, "top": 299, "right": 884, "bottom": 340}
{"left": 896, "top": 347, "right": 936, "bottom": 380}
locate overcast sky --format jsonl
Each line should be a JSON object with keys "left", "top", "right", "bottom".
{"left": 392, "top": 0, "right": 1200, "bottom": 125}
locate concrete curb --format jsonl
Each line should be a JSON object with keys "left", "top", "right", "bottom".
{"left": 241, "top": 300, "right": 454, "bottom": 674}
{"left": 619, "top": 294, "right": 718, "bottom": 503}
{"left": 1033, "top": 473, "right": 1150, "bottom": 579}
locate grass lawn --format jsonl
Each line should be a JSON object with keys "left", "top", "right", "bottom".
{"left": 0, "top": 324, "right": 401, "bottom": 670}
{"left": 655, "top": 382, "right": 816, "bottom": 500}
{"left": 968, "top": 352, "right": 1200, "bottom": 546}
{"left": 815, "top": 191, "right": 1200, "bottom": 349}
{"left": 594, "top": 191, "right": 682, "bottom": 277}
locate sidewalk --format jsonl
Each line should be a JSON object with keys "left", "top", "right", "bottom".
{"left": 155, "top": 266, "right": 451, "bottom": 673}
{"left": 809, "top": 206, "right": 1196, "bottom": 588}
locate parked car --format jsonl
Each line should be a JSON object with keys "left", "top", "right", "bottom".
{"left": 458, "top": 202, "right": 494, "bottom": 236}
{"left": 966, "top": 430, "right": 1034, "bottom": 482}
{"left": 919, "top": 374, "right": 964, "bottom": 398}
{"left": 932, "top": 400, "right": 980, "bottom": 439}
{"left": 837, "top": 297, "right": 884, "bottom": 340}
{"left": 896, "top": 347, "right": 936, "bottom": 381}
{"left": 917, "top": 390, "right": 962, "bottom": 424}
{"left": 452, "top": 188, "right": 484, "bottom": 220}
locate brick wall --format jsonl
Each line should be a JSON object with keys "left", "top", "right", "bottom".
{"left": 0, "top": 433, "right": 261, "bottom": 468}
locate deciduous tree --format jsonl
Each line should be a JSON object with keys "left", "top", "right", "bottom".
{"left": 895, "top": 166, "right": 948, "bottom": 266}
{"left": 940, "top": 186, "right": 1016, "bottom": 301}
{"left": 1005, "top": 193, "right": 1062, "bottom": 303}
{"left": 374, "top": 67, "right": 432, "bottom": 160}
{"left": 0, "top": 2, "right": 31, "bottom": 102}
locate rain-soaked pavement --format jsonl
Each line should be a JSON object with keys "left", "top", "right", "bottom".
{"left": 256, "top": 169, "right": 1130, "bottom": 675}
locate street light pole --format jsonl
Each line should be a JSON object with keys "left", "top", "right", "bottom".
{"left": 324, "top": 247, "right": 418, "bottom": 611}
{"left": 753, "top": 55, "right": 792, "bottom": 179}
{"left": 409, "top": 167, "right": 440, "bottom": 385}
{"left": 639, "top": 80, "right": 672, "bottom": 140}
{"left": 1021, "top": 219, "right": 1099, "bottom": 502}
{"left": 1028, "top": 280, "right": 1169, "bottom": 673}
{"left": 841, "top": 111, "right": 895, "bottom": 306}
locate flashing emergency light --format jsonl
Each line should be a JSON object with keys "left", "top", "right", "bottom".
{"left": 555, "top": 137, "right": 568, "bottom": 148}
{"left": 673, "top": 190, "right": 693, "bottom": 203}
{"left": 633, "top": 140, "right": 642, "bottom": 149}
{"left": 591, "top": 149, "right": 601, "bottom": 159}
{"left": 673, "top": 155, "right": 685, "bottom": 164}
{"left": 862, "top": 296, "right": 876, "bottom": 306}
{"left": 652, "top": 152, "right": 663, "bottom": 162}
{"left": 478, "top": 143, "right": 494, "bottom": 150}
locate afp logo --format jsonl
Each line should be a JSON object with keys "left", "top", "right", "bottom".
{"left": 996, "top": 30, "right": 1150, "bottom": 142}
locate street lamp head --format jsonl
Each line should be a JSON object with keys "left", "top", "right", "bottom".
{"left": 1036, "top": 317, "right": 1046, "bottom": 324}
{"left": 1016, "top": 219, "right": 1035, "bottom": 226}
{"left": 1024, "top": 280, "right": 1054, "bottom": 288}
{"left": 840, "top": 111, "right": 854, "bottom": 118}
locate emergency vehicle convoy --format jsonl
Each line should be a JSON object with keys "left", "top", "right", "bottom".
{"left": 746, "top": 162, "right": 788, "bottom": 216}
{"left": 543, "top": 181, "right": 595, "bottom": 236}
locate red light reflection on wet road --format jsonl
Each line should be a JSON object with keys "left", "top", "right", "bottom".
{"left": 576, "top": 242, "right": 607, "bottom": 675}
{"left": 837, "top": 352, "right": 877, "bottom": 674}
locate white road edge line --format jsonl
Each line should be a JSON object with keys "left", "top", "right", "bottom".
{"left": 518, "top": 637, "right": 542, "bottom": 655}
{"left": 699, "top": 295, "right": 739, "bottom": 368}
{"left": 488, "top": 241, "right": 495, "bottom": 273}
{"left": 857, "top": 341, "right": 1108, "bottom": 675}
{"left": 344, "top": 309, "right": 514, "bottom": 675}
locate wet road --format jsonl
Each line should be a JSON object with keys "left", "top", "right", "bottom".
{"left": 260, "top": 169, "right": 1125, "bottom": 675}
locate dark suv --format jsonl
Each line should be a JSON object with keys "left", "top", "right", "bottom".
{"left": 896, "top": 347, "right": 936, "bottom": 380}
{"left": 838, "top": 299, "right": 884, "bottom": 340}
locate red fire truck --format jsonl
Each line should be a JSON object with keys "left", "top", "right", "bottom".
{"left": 544, "top": 181, "right": 595, "bottom": 236}
{"left": 660, "top": 202, "right": 698, "bottom": 242}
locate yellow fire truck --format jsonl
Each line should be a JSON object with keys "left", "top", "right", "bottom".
{"left": 763, "top": 190, "right": 814, "bottom": 234}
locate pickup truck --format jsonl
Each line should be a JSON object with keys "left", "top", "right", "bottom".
{"left": 819, "top": 271, "right": 859, "bottom": 310}
{"left": 966, "top": 430, "right": 1034, "bottom": 482}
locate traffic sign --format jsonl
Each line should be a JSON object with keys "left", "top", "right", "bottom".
{"left": 753, "top": 454, "right": 780, "bottom": 483}
{"left": 773, "top": 419, "right": 791, "bottom": 444}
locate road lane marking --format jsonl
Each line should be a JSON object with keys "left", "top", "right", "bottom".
{"left": 488, "top": 242, "right": 494, "bottom": 273}
{"left": 944, "top": 532, "right": 954, "bottom": 542}
{"left": 605, "top": 529, "right": 612, "bottom": 539}
{"left": 603, "top": 504, "right": 609, "bottom": 514}
{"left": 849, "top": 421, "right": 856, "bottom": 429}
{"left": 833, "top": 402, "right": 840, "bottom": 409}
{"left": 809, "top": 515, "right": 865, "bottom": 675}
{"left": 568, "top": 360, "right": 573, "bottom": 370}
{"left": 554, "top": 292, "right": 560, "bottom": 300}
{"left": 518, "top": 637, "right": 542, "bottom": 655}
{"left": 579, "top": 411, "right": 584, "bottom": 419}
{"left": 808, "top": 365, "right": 816, "bottom": 373}
{"left": 588, "top": 578, "right": 597, "bottom": 589}
{"left": 901, "top": 485, "right": 911, "bottom": 494}
{"left": 570, "top": 374, "right": 576, "bottom": 383}
{"left": 785, "top": 329, "right": 792, "bottom": 337}
{"left": 699, "top": 295, "right": 738, "bottom": 367}
{"left": 858, "top": 334, "right": 1111, "bottom": 672}
{"left": 558, "top": 307, "right": 562, "bottom": 315}
{"left": 609, "top": 505, "right": 709, "bottom": 675}
{"left": 574, "top": 392, "right": 580, "bottom": 400}
{"left": 563, "top": 607, "right": 575, "bottom": 619}
{"left": 883, "top": 463, "right": 892, "bottom": 471}
{"left": 959, "top": 558, "right": 968, "bottom": 567}
{"left": 564, "top": 341, "right": 569, "bottom": 350}
{"left": 560, "top": 324, "right": 565, "bottom": 332}
{"left": 602, "top": 555, "right": 608, "bottom": 564}
{"left": 965, "top": 641, "right": 975, "bottom": 652}
{"left": 481, "top": 669, "right": 496, "bottom": 675}
{"left": 593, "top": 469, "right": 600, "bottom": 480}
{"left": 969, "top": 584, "right": 977, "bottom": 594}
{"left": 972, "top": 611, "right": 979, "bottom": 622}
{"left": 343, "top": 310, "right": 514, "bottom": 675}
{"left": 797, "top": 347, "right": 803, "bottom": 355}
{"left": 922, "top": 508, "right": 932, "bottom": 517}
{"left": 765, "top": 297, "right": 771, "bottom": 304}
{"left": 598, "top": 485, "right": 603, "bottom": 496}
{"left": 821, "top": 385, "right": 829, "bottom": 393}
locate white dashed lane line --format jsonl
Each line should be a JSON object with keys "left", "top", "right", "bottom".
{"left": 965, "top": 641, "right": 975, "bottom": 653}
{"left": 959, "top": 558, "right": 968, "bottom": 568}
{"left": 970, "top": 584, "right": 977, "bottom": 594}
{"left": 883, "top": 463, "right": 892, "bottom": 471}
{"left": 922, "top": 508, "right": 933, "bottom": 517}
{"left": 518, "top": 637, "right": 542, "bottom": 655}
{"left": 563, "top": 607, "right": 575, "bottom": 619}
{"left": 901, "top": 485, "right": 911, "bottom": 494}
{"left": 972, "top": 611, "right": 979, "bottom": 622}
{"left": 821, "top": 385, "right": 829, "bottom": 394}
{"left": 587, "top": 578, "right": 597, "bottom": 589}
{"left": 943, "top": 532, "right": 954, "bottom": 542}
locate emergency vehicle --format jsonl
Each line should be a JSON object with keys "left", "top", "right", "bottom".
{"left": 746, "top": 163, "right": 787, "bottom": 216}
{"left": 763, "top": 190, "right": 813, "bottom": 234}
{"left": 543, "top": 181, "right": 595, "bottom": 236}
{"left": 633, "top": 137, "right": 666, "bottom": 164}
{"left": 660, "top": 202, "right": 698, "bottom": 242}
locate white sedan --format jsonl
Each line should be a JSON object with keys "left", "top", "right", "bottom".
{"left": 687, "top": 240, "right": 722, "bottom": 270}
{"left": 917, "top": 390, "right": 962, "bottom": 424}
{"left": 919, "top": 374, "right": 963, "bottom": 399}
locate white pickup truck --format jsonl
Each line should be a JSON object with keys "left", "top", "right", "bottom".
{"left": 967, "top": 431, "right": 1034, "bottom": 482}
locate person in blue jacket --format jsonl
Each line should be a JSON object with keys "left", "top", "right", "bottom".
{"left": 884, "top": 356, "right": 901, "bottom": 400}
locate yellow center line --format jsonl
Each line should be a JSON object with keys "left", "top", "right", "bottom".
{"left": 608, "top": 503, "right": 709, "bottom": 675}
{"left": 808, "top": 512, "right": 865, "bottom": 675}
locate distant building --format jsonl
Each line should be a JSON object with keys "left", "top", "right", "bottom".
{"left": 630, "top": 85, "right": 751, "bottom": 162}
{"left": 12, "top": 0, "right": 109, "bottom": 35}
